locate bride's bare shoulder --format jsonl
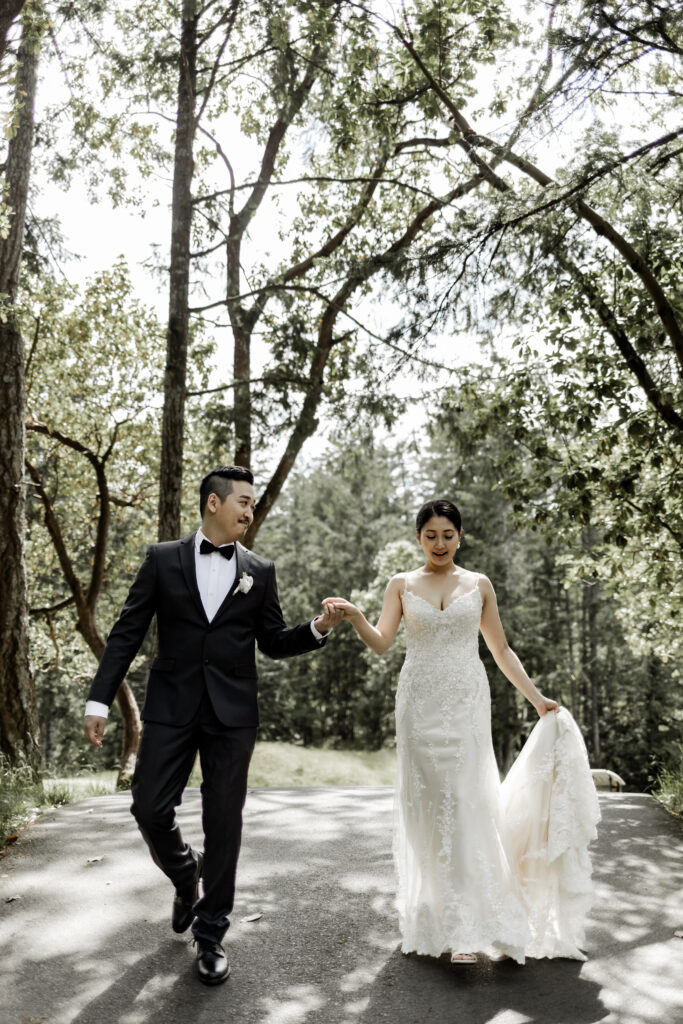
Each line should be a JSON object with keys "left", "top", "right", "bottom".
{"left": 468, "top": 570, "right": 495, "bottom": 597}
{"left": 387, "top": 570, "right": 420, "bottom": 592}
{"left": 457, "top": 567, "right": 493, "bottom": 588}
{"left": 387, "top": 572, "right": 408, "bottom": 588}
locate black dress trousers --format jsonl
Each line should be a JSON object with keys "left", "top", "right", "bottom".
{"left": 130, "top": 688, "right": 257, "bottom": 943}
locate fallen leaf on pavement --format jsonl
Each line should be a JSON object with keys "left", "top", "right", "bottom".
{"left": 5, "top": 894, "right": 22, "bottom": 903}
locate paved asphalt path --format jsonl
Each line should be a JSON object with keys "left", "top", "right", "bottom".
{"left": 0, "top": 789, "right": 681, "bottom": 1024}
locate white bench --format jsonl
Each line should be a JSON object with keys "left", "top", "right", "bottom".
{"left": 591, "top": 768, "right": 626, "bottom": 791}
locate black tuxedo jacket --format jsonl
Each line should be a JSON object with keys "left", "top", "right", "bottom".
{"left": 87, "top": 535, "right": 324, "bottom": 727}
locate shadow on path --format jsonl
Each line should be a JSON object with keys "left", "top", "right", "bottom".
{"left": 0, "top": 789, "right": 680, "bottom": 1024}
{"left": 359, "top": 951, "right": 604, "bottom": 1024}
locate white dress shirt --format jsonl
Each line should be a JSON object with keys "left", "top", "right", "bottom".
{"left": 194, "top": 528, "right": 238, "bottom": 621}
{"left": 85, "top": 530, "right": 325, "bottom": 719}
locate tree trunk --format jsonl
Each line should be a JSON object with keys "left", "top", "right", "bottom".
{"left": 0, "top": 14, "right": 41, "bottom": 774}
{"left": 222, "top": 39, "right": 330, "bottom": 473}
{"left": 587, "top": 583, "right": 601, "bottom": 765}
{"left": 580, "top": 585, "right": 588, "bottom": 730}
{"left": 566, "top": 588, "right": 578, "bottom": 720}
{"left": 230, "top": 294, "right": 252, "bottom": 468}
{"left": 580, "top": 582, "right": 601, "bottom": 764}
{"left": 158, "top": 0, "right": 197, "bottom": 542}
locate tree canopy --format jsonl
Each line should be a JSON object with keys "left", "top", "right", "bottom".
{"left": 0, "top": 0, "right": 680, "bottom": 785}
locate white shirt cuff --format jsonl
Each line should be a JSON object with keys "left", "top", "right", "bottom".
{"left": 310, "top": 619, "right": 327, "bottom": 641}
{"left": 85, "top": 700, "right": 110, "bottom": 719}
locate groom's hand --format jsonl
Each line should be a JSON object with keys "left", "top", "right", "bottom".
{"left": 84, "top": 716, "right": 107, "bottom": 748}
{"left": 313, "top": 601, "right": 345, "bottom": 635}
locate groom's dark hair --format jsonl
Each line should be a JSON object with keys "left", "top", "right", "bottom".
{"left": 200, "top": 465, "right": 254, "bottom": 516}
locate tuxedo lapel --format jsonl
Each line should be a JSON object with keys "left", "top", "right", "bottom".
{"left": 179, "top": 532, "right": 209, "bottom": 622}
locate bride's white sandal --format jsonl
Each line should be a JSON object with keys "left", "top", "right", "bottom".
{"left": 451, "top": 952, "right": 477, "bottom": 964}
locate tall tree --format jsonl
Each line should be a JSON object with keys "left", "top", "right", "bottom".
{"left": 182, "top": 0, "right": 498, "bottom": 539}
{"left": 22, "top": 264, "right": 169, "bottom": 785}
{"left": 0, "top": 3, "right": 41, "bottom": 772}
{"left": 158, "top": 0, "right": 199, "bottom": 542}
{"left": 42, "top": 1, "right": 511, "bottom": 535}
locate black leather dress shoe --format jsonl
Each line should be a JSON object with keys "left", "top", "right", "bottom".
{"left": 172, "top": 851, "right": 203, "bottom": 934}
{"left": 195, "top": 939, "right": 230, "bottom": 985}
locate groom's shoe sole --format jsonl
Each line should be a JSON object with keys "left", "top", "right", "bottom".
{"left": 198, "top": 964, "right": 231, "bottom": 986}
{"left": 172, "top": 851, "right": 203, "bottom": 934}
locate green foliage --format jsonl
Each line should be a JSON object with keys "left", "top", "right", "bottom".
{"left": 0, "top": 756, "right": 41, "bottom": 843}
{"left": 253, "top": 433, "right": 411, "bottom": 748}
{"left": 349, "top": 539, "right": 415, "bottom": 750}
{"left": 235, "top": 422, "right": 680, "bottom": 788}
{"left": 548, "top": 0, "right": 683, "bottom": 104}
{"left": 434, "top": 352, "right": 683, "bottom": 666}
{"left": 20, "top": 262, "right": 169, "bottom": 772}
{"left": 33, "top": 0, "right": 567, "bottom": 474}
{"left": 655, "top": 747, "right": 683, "bottom": 817}
{"left": 9, "top": 0, "right": 682, "bottom": 796}
{"left": 429, "top": 386, "right": 683, "bottom": 788}
{"left": 21, "top": 397, "right": 682, "bottom": 791}
{"left": 0, "top": 754, "right": 70, "bottom": 845}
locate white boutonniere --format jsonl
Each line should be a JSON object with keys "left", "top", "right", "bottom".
{"left": 234, "top": 571, "right": 254, "bottom": 596}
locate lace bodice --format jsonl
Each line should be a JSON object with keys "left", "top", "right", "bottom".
{"left": 398, "top": 582, "right": 486, "bottom": 714}
{"left": 402, "top": 582, "right": 482, "bottom": 656}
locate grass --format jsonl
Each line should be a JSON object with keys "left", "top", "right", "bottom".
{"left": 654, "top": 762, "right": 683, "bottom": 817}
{"left": 225, "top": 741, "right": 395, "bottom": 788}
{"left": 0, "top": 764, "right": 120, "bottom": 846}
{"left": 43, "top": 773, "right": 119, "bottom": 801}
{"left": 0, "top": 761, "right": 44, "bottom": 844}
{"left": 1, "top": 744, "right": 396, "bottom": 845}
{"left": 40, "top": 742, "right": 397, "bottom": 798}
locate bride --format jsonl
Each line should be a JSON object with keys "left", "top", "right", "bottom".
{"left": 324, "top": 499, "right": 600, "bottom": 965}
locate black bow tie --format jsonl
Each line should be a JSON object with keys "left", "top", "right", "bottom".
{"left": 199, "top": 539, "right": 235, "bottom": 560}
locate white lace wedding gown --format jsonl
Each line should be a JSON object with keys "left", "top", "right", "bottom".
{"left": 394, "top": 577, "right": 600, "bottom": 964}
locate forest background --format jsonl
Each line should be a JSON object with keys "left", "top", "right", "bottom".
{"left": 1, "top": 0, "right": 682, "bottom": 810}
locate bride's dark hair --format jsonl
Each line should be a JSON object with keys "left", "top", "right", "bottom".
{"left": 415, "top": 499, "right": 462, "bottom": 534}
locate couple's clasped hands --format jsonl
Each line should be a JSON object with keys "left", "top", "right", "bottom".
{"left": 313, "top": 597, "right": 357, "bottom": 634}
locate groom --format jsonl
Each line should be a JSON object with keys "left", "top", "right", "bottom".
{"left": 83, "top": 465, "right": 342, "bottom": 985}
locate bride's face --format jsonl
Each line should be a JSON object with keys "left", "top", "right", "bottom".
{"left": 417, "top": 515, "right": 461, "bottom": 568}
